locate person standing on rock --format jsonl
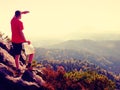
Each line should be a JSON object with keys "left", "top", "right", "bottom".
{"left": 10, "top": 10, "right": 34, "bottom": 74}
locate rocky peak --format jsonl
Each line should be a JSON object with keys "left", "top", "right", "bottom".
{"left": 0, "top": 38, "right": 46, "bottom": 90}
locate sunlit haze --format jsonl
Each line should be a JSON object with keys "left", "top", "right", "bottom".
{"left": 0, "top": 0, "right": 120, "bottom": 42}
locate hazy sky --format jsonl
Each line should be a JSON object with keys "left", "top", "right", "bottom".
{"left": 0, "top": 0, "right": 120, "bottom": 41}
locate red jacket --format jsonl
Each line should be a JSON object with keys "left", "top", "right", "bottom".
{"left": 11, "top": 17, "right": 26, "bottom": 43}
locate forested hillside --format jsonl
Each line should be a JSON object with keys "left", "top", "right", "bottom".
{"left": 35, "top": 47, "right": 120, "bottom": 74}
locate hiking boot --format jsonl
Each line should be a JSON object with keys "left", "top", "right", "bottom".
{"left": 15, "top": 69, "right": 22, "bottom": 77}
{"left": 26, "top": 63, "right": 32, "bottom": 69}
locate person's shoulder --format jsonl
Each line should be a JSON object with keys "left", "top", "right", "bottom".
{"left": 11, "top": 17, "right": 15, "bottom": 21}
{"left": 11, "top": 17, "right": 16, "bottom": 23}
{"left": 11, "top": 17, "right": 18, "bottom": 22}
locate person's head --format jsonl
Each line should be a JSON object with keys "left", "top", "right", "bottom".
{"left": 15, "top": 10, "right": 21, "bottom": 19}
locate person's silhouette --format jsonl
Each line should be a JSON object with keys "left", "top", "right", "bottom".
{"left": 10, "top": 10, "right": 34, "bottom": 75}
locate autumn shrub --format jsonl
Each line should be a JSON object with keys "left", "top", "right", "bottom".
{"left": 40, "top": 66, "right": 66, "bottom": 90}
{"left": 36, "top": 65, "right": 115, "bottom": 90}
{"left": 65, "top": 70, "right": 115, "bottom": 90}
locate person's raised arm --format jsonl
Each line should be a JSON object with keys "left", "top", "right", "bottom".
{"left": 21, "top": 11, "right": 30, "bottom": 14}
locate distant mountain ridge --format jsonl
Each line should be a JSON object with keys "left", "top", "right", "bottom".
{"left": 46, "top": 39, "right": 120, "bottom": 58}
